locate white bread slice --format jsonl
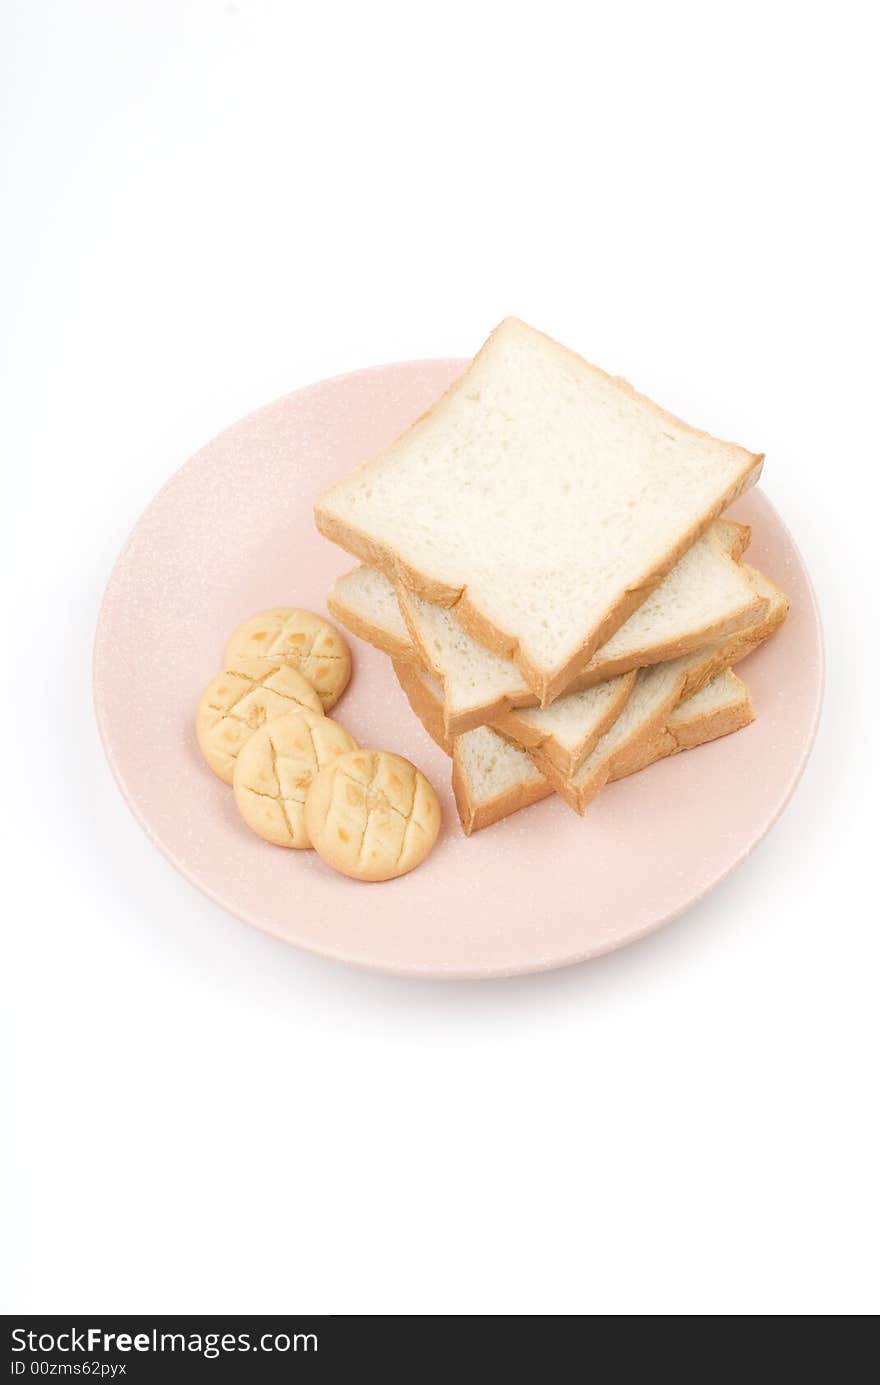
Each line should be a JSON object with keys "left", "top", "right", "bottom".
{"left": 397, "top": 580, "right": 640, "bottom": 738}
{"left": 330, "top": 560, "right": 637, "bottom": 769}
{"left": 619, "top": 670, "right": 754, "bottom": 777}
{"left": 398, "top": 517, "right": 760, "bottom": 736}
{"left": 392, "top": 660, "right": 552, "bottom": 834}
{"left": 393, "top": 662, "right": 452, "bottom": 755}
{"left": 394, "top": 658, "right": 754, "bottom": 835}
{"left": 733, "top": 563, "right": 790, "bottom": 645}
{"left": 315, "top": 318, "right": 764, "bottom": 702}
{"left": 531, "top": 570, "right": 788, "bottom": 814}
{"left": 454, "top": 727, "right": 553, "bottom": 835}
{"left": 491, "top": 672, "right": 638, "bottom": 777}
{"left": 555, "top": 517, "right": 760, "bottom": 688}
{"left": 327, "top": 564, "right": 417, "bottom": 664}
{"left": 329, "top": 550, "right": 786, "bottom": 783}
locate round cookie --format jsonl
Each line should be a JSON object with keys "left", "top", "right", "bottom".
{"left": 224, "top": 608, "right": 351, "bottom": 711}
{"left": 233, "top": 710, "right": 357, "bottom": 849}
{"left": 196, "top": 659, "right": 323, "bottom": 785}
{"left": 305, "top": 749, "right": 441, "bottom": 882}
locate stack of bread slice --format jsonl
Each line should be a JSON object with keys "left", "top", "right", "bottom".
{"left": 316, "top": 319, "right": 788, "bottom": 834}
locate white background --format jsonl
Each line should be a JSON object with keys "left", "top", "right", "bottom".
{"left": 2, "top": 0, "right": 877, "bottom": 1316}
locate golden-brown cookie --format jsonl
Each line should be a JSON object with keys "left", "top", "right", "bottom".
{"left": 304, "top": 750, "right": 441, "bottom": 882}
{"left": 196, "top": 659, "right": 323, "bottom": 784}
{"left": 232, "top": 710, "right": 357, "bottom": 848}
{"left": 224, "top": 608, "right": 351, "bottom": 711}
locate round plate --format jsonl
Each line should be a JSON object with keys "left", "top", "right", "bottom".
{"left": 94, "top": 360, "right": 823, "bottom": 978}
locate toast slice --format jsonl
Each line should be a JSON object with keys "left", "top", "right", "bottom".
{"left": 619, "top": 669, "right": 754, "bottom": 777}
{"left": 392, "top": 661, "right": 553, "bottom": 834}
{"left": 541, "top": 517, "right": 758, "bottom": 689}
{"left": 316, "top": 318, "right": 763, "bottom": 702}
{"left": 453, "top": 729, "right": 554, "bottom": 836}
{"left": 392, "top": 662, "right": 453, "bottom": 755}
{"left": 327, "top": 564, "right": 417, "bottom": 664}
{"left": 494, "top": 556, "right": 786, "bottom": 777}
{"left": 328, "top": 553, "right": 785, "bottom": 780}
{"left": 330, "top": 561, "right": 638, "bottom": 768}
{"left": 530, "top": 571, "right": 787, "bottom": 813}
{"left": 395, "top": 659, "right": 755, "bottom": 835}
{"left": 396, "top": 518, "right": 761, "bottom": 735}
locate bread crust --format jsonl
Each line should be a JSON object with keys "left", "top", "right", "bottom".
{"left": 327, "top": 571, "right": 419, "bottom": 665}
{"left": 449, "top": 462, "right": 762, "bottom": 705}
{"left": 392, "top": 659, "right": 552, "bottom": 834}
{"left": 332, "top": 519, "right": 761, "bottom": 739}
{"left": 315, "top": 318, "right": 764, "bottom": 703}
{"left": 395, "top": 520, "right": 764, "bottom": 733}
{"left": 531, "top": 583, "right": 786, "bottom": 815}
{"left": 492, "top": 669, "right": 638, "bottom": 777}
{"left": 547, "top": 588, "right": 766, "bottom": 694}
{"left": 396, "top": 580, "right": 639, "bottom": 736}
{"left": 611, "top": 677, "right": 755, "bottom": 778}
{"left": 713, "top": 565, "right": 790, "bottom": 663}
{"left": 396, "top": 542, "right": 780, "bottom": 776}
{"left": 719, "top": 519, "right": 752, "bottom": 562}
{"left": 392, "top": 658, "right": 452, "bottom": 755}
{"left": 451, "top": 755, "right": 553, "bottom": 837}
{"left": 394, "top": 655, "right": 757, "bottom": 836}
{"left": 337, "top": 556, "right": 787, "bottom": 799}
{"left": 532, "top": 681, "right": 685, "bottom": 813}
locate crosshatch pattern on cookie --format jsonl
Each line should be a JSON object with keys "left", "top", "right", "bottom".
{"left": 306, "top": 750, "right": 440, "bottom": 881}
{"left": 233, "top": 710, "right": 356, "bottom": 848}
{"left": 196, "top": 659, "right": 323, "bottom": 783}
{"left": 225, "top": 609, "right": 351, "bottom": 710}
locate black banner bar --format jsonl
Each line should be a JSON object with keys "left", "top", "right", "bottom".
{"left": 4, "top": 1316, "right": 562, "bottom": 1379}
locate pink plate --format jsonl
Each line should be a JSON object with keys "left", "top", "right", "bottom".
{"left": 94, "top": 360, "right": 823, "bottom": 978}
